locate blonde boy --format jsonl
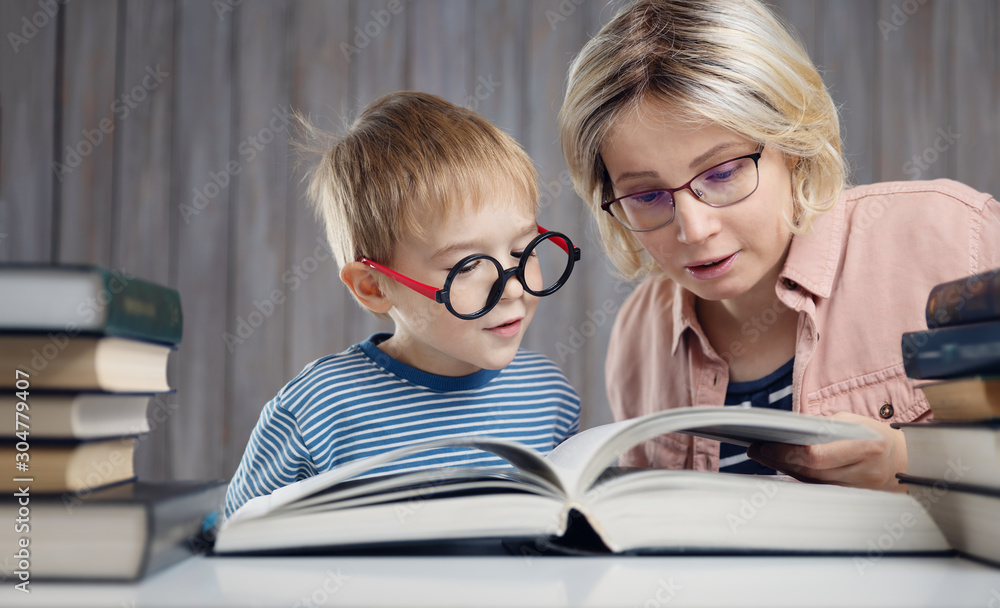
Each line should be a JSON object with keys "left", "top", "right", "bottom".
{"left": 225, "top": 92, "right": 581, "bottom": 518}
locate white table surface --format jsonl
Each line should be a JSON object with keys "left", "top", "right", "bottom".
{"left": 6, "top": 553, "right": 1000, "bottom": 608}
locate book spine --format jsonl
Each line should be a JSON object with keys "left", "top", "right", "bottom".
{"left": 925, "top": 268, "right": 1000, "bottom": 328}
{"left": 901, "top": 321, "right": 1000, "bottom": 379}
{"left": 99, "top": 269, "right": 183, "bottom": 345}
{"left": 897, "top": 473, "right": 1000, "bottom": 498}
{"left": 141, "top": 484, "right": 226, "bottom": 577}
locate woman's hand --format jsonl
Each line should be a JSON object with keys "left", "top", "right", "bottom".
{"left": 746, "top": 412, "right": 908, "bottom": 492}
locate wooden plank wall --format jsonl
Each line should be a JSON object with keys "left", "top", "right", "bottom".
{"left": 1, "top": 0, "right": 998, "bottom": 481}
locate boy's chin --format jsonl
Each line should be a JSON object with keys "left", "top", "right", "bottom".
{"left": 473, "top": 349, "right": 520, "bottom": 372}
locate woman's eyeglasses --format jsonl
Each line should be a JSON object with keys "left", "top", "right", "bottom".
{"left": 359, "top": 226, "right": 581, "bottom": 320}
{"left": 602, "top": 145, "right": 765, "bottom": 232}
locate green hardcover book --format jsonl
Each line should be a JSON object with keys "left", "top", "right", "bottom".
{"left": 0, "top": 264, "right": 183, "bottom": 345}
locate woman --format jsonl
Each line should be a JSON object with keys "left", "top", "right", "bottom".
{"left": 558, "top": 0, "right": 1000, "bottom": 491}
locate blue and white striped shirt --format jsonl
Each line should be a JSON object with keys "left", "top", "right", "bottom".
{"left": 224, "top": 333, "right": 581, "bottom": 518}
{"left": 719, "top": 358, "right": 794, "bottom": 475}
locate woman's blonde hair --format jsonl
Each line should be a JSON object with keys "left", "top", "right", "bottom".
{"left": 558, "top": 0, "right": 846, "bottom": 280}
{"left": 300, "top": 91, "right": 539, "bottom": 315}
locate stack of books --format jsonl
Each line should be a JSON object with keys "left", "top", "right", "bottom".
{"left": 0, "top": 265, "right": 225, "bottom": 583}
{"left": 898, "top": 268, "right": 1000, "bottom": 566}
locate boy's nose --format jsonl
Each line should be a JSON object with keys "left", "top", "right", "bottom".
{"left": 500, "top": 272, "right": 525, "bottom": 301}
{"left": 673, "top": 190, "right": 721, "bottom": 245}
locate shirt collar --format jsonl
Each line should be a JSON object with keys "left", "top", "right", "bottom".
{"left": 668, "top": 192, "right": 846, "bottom": 354}
{"left": 671, "top": 284, "right": 699, "bottom": 356}
{"left": 779, "top": 193, "right": 846, "bottom": 300}
{"left": 358, "top": 333, "right": 502, "bottom": 391}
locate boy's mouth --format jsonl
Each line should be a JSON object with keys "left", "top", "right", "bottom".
{"left": 485, "top": 318, "right": 522, "bottom": 338}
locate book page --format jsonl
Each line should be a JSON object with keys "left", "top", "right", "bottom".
{"left": 546, "top": 406, "right": 879, "bottom": 499}
{"left": 225, "top": 435, "right": 566, "bottom": 524}
{"left": 542, "top": 419, "right": 637, "bottom": 493}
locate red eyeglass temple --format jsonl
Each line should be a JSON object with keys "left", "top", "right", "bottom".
{"left": 358, "top": 225, "right": 572, "bottom": 302}
{"left": 537, "top": 225, "right": 571, "bottom": 254}
{"left": 357, "top": 258, "right": 440, "bottom": 300}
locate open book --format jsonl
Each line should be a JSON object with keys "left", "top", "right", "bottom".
{"left": 214, "top": 406, "right": 949, "bottom": 556}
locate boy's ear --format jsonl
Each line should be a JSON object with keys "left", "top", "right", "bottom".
{"left": 340, "top": 262, "right": 393, "bottom": 314}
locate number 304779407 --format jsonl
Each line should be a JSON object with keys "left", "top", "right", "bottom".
{"left": 14, "top": 370, "right": 30, "bottom": 446}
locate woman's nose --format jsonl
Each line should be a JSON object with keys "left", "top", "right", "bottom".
{"left": 673, "top": 189, "right": 721, "bottom": 245}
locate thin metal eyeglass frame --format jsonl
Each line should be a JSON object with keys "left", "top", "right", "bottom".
{"left": 601, "top": 144, "right": 765, "bottom": 233}
{"left": 357, "top": 225, "right": 582, "bottom": 320}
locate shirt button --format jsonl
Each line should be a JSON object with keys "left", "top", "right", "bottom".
{"left": 879, "top": 403, "right": 894, "bottom": 419}
{"left": 783, "top": 279, "right": 798, "bottom": 290}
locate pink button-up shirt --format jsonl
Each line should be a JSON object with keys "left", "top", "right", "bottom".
{"left": 606, "top": 179, "right": 1000, "bottom": 471}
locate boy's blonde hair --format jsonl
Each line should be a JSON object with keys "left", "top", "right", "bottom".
{"left": 303, "top": 91, "right": 539, "bottom": 305}
{"left": 558, "top": 0, "right": 846, "bottom": 280}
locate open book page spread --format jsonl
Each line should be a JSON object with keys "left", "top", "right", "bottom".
{"left": 230, "top": 406, "right": 873, "bottom": 522}
{"left": 216, "top": 406, "right": 949, "bottom": 556}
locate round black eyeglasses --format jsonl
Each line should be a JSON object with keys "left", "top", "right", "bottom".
{"left": 359, "top": 226, "right": 581, "bottom": 320}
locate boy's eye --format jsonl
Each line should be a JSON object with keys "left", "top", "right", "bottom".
{"left": 455, "top": 259, "right": 480, "bottom": 274}
{"left": 511, "top": 250, "right": 537, "bottom": 261}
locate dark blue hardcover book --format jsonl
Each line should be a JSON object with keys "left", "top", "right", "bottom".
{"left": 901, "top": 320, "right": 1000, "bottom": 379}
{"left": 925, "top": 267, "right": 1000, "bottom": 328}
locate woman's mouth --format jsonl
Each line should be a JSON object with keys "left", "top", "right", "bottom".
{"left": 485, "top": 318, "right": 522, "bottom": 338}
{"left": 685, "top": 252, "right": 738, "bottom": 280}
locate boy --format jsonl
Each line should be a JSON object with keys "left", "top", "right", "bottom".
{"left": 224, "top": 92, "right": 582, "bottom": 518}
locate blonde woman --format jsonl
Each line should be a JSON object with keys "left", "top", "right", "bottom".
{"left": 559, "top": 0, "right": 1000, "bottom": 491}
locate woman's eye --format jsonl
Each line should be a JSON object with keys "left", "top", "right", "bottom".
{"left": 511, "top": 250, "right": 536, "bottom": 260}
{"left": 707, "top": 169, "right": 735, "bottom": 181}
{"left": 704, "top": 160, "right": 744, "bottom": 182}
{"left": 627, "top": 190, "right": 668, "bottom": 206}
